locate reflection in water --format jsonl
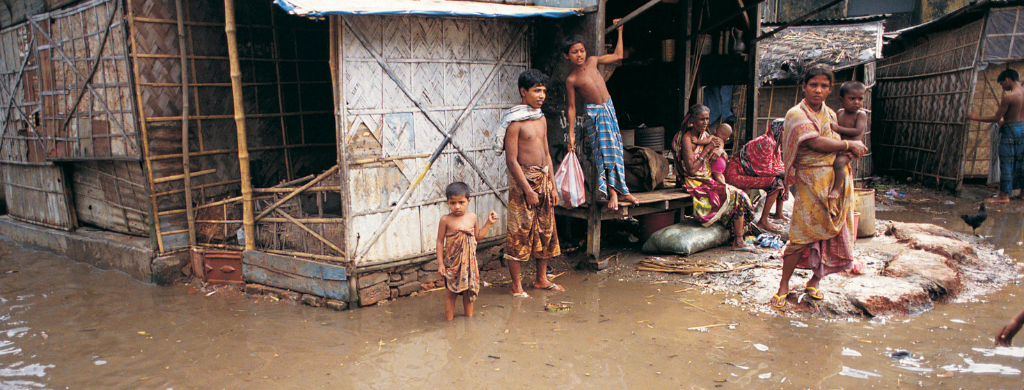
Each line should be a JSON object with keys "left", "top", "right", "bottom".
{"left": 0, "top": 200, "right": 1019, "bottom": 388}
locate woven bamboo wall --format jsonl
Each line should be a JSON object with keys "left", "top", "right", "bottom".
{"left": 873, "top": 19, "right": 984, "bottom": 190}
{"left": 339, "top": 15, "right": 526, "bottom": 266}
{"left": 32, "top": 0, "right": 137, "bottom": 160}
{"left": 755, "top": 80, "right": 873, "bottom": 182}
{"left": 0, "top": 22, "right": 46, "bottom": 163}
{"left": 963, "top": 63, "right": 1024, "bottom": 178}
{"left": 127, "top": 0, "right": 334, "bottom": 253}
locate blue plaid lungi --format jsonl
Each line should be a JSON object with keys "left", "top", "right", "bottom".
{"left": 586, "top": 98, "right": 630, "bottom": 197}
{"left": 999, "top": 120, "right": 1024, "bottom": 194}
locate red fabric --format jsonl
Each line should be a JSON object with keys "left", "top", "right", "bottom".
{"left": 724, "top": 156, "right": 775, "bottom": 190}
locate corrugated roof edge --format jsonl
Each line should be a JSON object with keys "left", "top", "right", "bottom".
{"left": 272, "top": 0, "right": 583, "bottom": 19}
{"left": 761, "top": 14, "right": 889, "bottom": 27}
{"left": 887, "top": 0, "right": 1024, "bottom": 46}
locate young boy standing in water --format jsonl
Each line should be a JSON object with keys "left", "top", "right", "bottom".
{"left": 436, "top": 182, "right": 498, "bottom": 321}
{"left": 503, "top": 69, "right": 564, "bottom": 297}
{"left": 564, "top": 19, "right": 640, "bottom": 211}
{"left": 829, "top": 81, "right": 868, "bottom": 199}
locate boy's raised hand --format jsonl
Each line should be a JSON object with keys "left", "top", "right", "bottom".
{"left": 487, "top": 211, "right": 499, "bottom": 225}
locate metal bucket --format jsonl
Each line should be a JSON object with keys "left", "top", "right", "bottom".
{"left": 635, "top": 126, "right": 665, "bottom": 151}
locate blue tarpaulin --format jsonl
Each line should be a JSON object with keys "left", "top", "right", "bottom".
{"left": 273, "top": 0, "right": 582, "bottom": 18}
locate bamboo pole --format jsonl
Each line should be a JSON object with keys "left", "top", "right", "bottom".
{"left": 176, "top": 0, "right": 195, "bottom": 246}
{"left": 152, "top": 168, "right": 215, "bottom": 184}
{"left": 125, "top": 3, "right": 166, "bottom": 253}
{"left": 224, "top": 0, "right": 254, "bottom": 251}
{"left": 253, "top": 186, "right": 341, "bottom": 193}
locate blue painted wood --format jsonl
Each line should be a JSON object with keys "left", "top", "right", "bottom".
{"left": 534, "top": 0, "right": 599, "bottom": 9}
{"left": 242, "top": 250, "right": 349, "bottom": 301}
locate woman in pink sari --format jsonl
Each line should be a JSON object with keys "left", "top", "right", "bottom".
{"left": 770, "top": 64, "right": 868, "bottom": 308}
{"left": 672, "top": 105, "right": 754, "bottom": 250}
{"left": 724, "top": 118, "right": 788, "bottom": 231}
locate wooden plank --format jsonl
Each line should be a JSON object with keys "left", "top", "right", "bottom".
{"left": 242, "top": 250, "right": 348, "bottom": 301}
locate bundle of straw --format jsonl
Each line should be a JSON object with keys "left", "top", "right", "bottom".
{"left": 638, "top": 258, "right": 760, "bottom": 275}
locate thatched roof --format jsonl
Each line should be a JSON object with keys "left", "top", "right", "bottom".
{"left": 758, "top": 19, "right": 885, "bottom": 85}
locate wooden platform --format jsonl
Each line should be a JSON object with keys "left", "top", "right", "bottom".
{"left": 555, "top": 187, "right": 692, "bottom": 269}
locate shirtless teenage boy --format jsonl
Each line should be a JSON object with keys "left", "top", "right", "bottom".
{"left": 503, "top": 69, "right": 564, "bottom": 297}
{"left": 828, "top": 81, "right": 868, "bottom": 200}
{"left": 969, "top": 68, "right": 1024, "bottom": 203}
{"left": 564, "top": 19, "right": 639, "bottom": 211}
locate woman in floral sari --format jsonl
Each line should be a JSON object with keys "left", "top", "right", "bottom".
{"left": 725, "top": 118, "right": 788, "bottom": 231}
{"left": 770, "top": 64, "right": 868, "bottom": 308}
{"left": 672, "top": 104, "right": 754, "bottom": 250}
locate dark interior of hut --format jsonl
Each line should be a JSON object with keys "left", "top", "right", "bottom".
{"left": 187, "top": 2, "right": 340, "bottom": 247}
{"left": 602, "top": 0, "right": 756, "bottom": 158}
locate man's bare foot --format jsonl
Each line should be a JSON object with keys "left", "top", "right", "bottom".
{"left": 533, "top": 282, "right": 565, "bottom": 292}
{"left": 621, "top": 193, "right": 640, "bottom": 206}
{"left": 772, "top": 212, "right": 790, "bottom": 222}
{"left": 986, "top": 195, "right": 1010, "bottom": 204}
{"left": 756, "top": 220, "right": 784, "bottom": 232}
{"left": 607, "top": 191, "right": 619, "bottom": 211}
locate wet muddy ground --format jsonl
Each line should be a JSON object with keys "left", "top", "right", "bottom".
{"left": 1, "top": 184, "right": 1023, "bottom": 389}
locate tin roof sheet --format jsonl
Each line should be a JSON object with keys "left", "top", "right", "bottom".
{"left": 273, "top": 0, "right": 582, "bottom": 18}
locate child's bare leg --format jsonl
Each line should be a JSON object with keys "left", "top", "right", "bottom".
{"left": 712, "top": 173, "right": 726, "bottom": 185}
{"left": 829, "top": 154, "right": 851, "bottom": 200}
{"left": 508, "top": 260, "right": 525, "bottom": 295}
{"left": 772, "top": 189, "right": 788, "bottom": 221}
{"left": 445, "top": 290, "right": 457, "bottom": 321}
{"left": 533, "top": 257, "right": 565, "bottom": 291}
{"left": 756, "top": 190, "right": 783, "bottom": 231}
{"left": 732, "top": 214, "right": 754, "bottom": 249}
{"left": 463, "top": 294, "right": 473, "bottom": 317}
{"left": 606, "top": 189, "right": 619, "bottom": 210}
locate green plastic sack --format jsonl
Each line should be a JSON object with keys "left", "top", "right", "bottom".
{"left": 642, "top": 219, "right": 731, "bottom": 256}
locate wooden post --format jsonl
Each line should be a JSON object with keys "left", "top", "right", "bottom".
{"left": 745, "top": 3, "right": 760, "bottom": 143}
{"left": 224, "top": 0, "right": 254, "bottom": 251}
{"left": 176, "top": 0, "right": 196, "bottom": 246}
{"left": 678, "top": 0, "right": 691, "bottom": 130}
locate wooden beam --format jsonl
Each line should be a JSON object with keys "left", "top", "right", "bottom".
{"left": 604, "top": 0, "right": 662, "bottom": 34}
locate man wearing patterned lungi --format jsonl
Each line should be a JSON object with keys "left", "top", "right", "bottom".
{"left": 563, "top": 19, "right": 640, "bottom": 211}
{"left": 969, "top": 68, "right": 1024, "bottom": 203}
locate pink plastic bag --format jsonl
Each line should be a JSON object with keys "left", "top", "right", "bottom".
{"left": 554, "top": 151, "right": 586, "bottom": 208}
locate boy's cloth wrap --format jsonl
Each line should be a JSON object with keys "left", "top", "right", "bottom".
{"left": 505, "top": 166, "right": 561, "bottom": 262}
{"left": 443, "top": 229, "right": 479, "bottom": 301}
{"left": 585, "top": 98, "right": 631, "bottom": 197}
{"left": 998, "top": 120, "right": 1024, "bottom": 194}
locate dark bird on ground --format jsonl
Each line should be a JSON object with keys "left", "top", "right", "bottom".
{"left": 960, "top": 203, "right": 987, "bottom": 236}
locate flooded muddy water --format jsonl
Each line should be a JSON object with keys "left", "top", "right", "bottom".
{"left": 1, "top": 196, "right": 1023, "bottom": 389}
